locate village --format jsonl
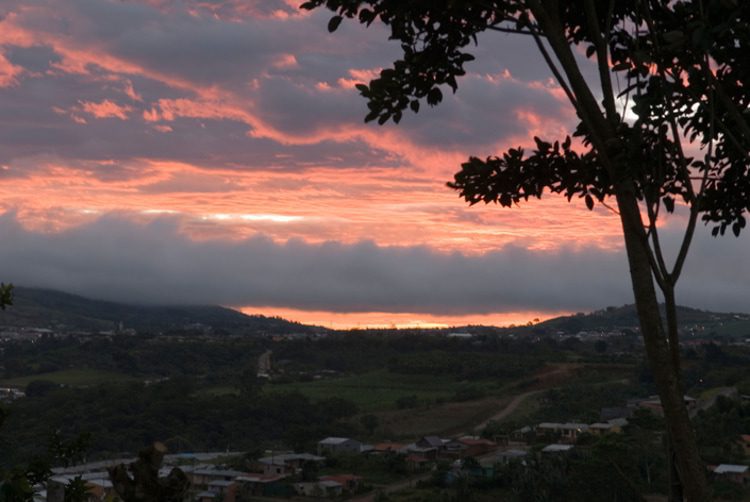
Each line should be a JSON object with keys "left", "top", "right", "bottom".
{"left": 41, "top": 392, "right": 750, "bottom": 502}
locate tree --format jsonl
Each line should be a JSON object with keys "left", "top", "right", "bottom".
{"left": 303, "top": 1, "right": 750, "bottom": 500}
{"left": 108, "top": 442, "right": 188, "bottom": 502}
{"left": 0, "top": 284, "right": 12, "bottom": 310}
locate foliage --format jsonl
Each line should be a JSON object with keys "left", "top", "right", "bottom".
{"left": 693, "top": 395, "right": 750, "bottom": 464}
{"left": 108, "top": 443, "right": 188, "bottom": 502}
{"left": 0, "top": 283, "right": 12, "bottom": 310}
{"left": 63, "top": 476, "right": 90, "bottom": 502}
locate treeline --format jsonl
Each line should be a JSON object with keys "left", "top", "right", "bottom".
{"left": 1, "top": 334, "right": 265, "bottom": 381}
{"left": 0, "top": 378, "right": 357, "bottom": 467}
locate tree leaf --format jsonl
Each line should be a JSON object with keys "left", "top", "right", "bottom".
{"left": 328, "top": 15, "right": 343, "bottom": 33}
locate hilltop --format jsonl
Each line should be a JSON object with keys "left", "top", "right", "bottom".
{"left": 0, "top": 287, "right": 324, "bottom": 335}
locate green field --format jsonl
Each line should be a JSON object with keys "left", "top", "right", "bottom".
{"left": 0, "top": 368, "right": 139, "bottom": 389}
{"left": 265, "top": 370, "right": 502, "bottom": 412}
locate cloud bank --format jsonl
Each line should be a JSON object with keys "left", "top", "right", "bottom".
{"left": 2, "top": 212, "right": 748, "bottom": 315}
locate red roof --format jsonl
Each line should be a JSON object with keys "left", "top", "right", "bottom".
{"left": 373, "top": 442, "right": 404, "bottom": 451}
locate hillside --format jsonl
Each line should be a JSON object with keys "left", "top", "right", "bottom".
{"left": 534, "top": 304, "right": 750, "bottom": 338}
{"left": 0, "top": 287, "right": 324, "bottom": 335}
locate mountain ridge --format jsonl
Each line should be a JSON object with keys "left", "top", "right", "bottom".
{"left": 0, "top": 286, "right": 324, "bottom": 335}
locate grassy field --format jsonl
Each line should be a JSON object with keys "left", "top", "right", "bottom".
{"left": 0, "top": 368, "right": 139, "bottom": 388}
{"left": 265, "top": 370, "right": 503, "bottom": 412}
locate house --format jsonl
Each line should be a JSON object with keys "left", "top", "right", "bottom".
{"left": 257, "top": 453, "right": 325, "bottom": 476}
{"left": 496, "top": 449, "right": 529, "bottom": 465}
{"left": 235, "top": 474, "right": 291, "bottom": 498}
{"left": 317, "top": 437, "right": 363, "bottom": 456}
{"left": 536, "top": 423, "right": 589, "bottom": 443}
{"left": 510, "top": 426, "right": 533, "bottom": 443}
{"left": 630, "top": 395, "right": 697, "bottom": 417}
{"left": 457, "top": 437, "right": 497, "bottom": 457}
{"left": 416, "top": 436, "right": 445, "bottom": 450}
{"left": 713, "top": 464, "right": 749, "bottom": 485}
{"left": 319, "top": 474, "right": 362, "bottom": 492}
{"left": 206, "top": 480, "right": 236, "bottom": 502}
{"left": 443, "top": 437, "right": 496, "bottom": 458}
{"left": 47, "top": 472, "right": 119, "bottom": 502}
{"left": 589, "top": 418, "right": 628, "bottom": 435}
{"left": 541, "top": 444, "right": 575, "bottom": 454}
{"left": 186, "top": 468, "right": 245, "bottom": 490}
{"left": 293, "top": 480, "right": 343, "bottom": 497}
{"left": 405, "top": 454, "right": 431, "bottom": 471}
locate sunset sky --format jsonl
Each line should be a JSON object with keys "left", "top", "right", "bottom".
{"left": 0, "top": 0, "right": 748, "bottom": 328}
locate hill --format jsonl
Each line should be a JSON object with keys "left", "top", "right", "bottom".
{"left": 534, "top": 304, "right": 750, "bottom": 338}
{"left": 0, "top": 287, "right": 324, "bottom": 335}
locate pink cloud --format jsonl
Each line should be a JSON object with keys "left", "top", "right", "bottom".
{"left": 79, "top": 99, "right": 133, "bottom": 120}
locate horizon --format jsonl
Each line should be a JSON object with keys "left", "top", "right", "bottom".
{"left": 0, "top": 1, "right": 748, "bottom": 324}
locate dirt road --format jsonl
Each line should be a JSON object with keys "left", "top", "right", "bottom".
{"left": 472, "top": 390, "right": 541, "bottom": 432}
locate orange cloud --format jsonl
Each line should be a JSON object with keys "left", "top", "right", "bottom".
{"left": 79, "top": 100, "right": 133, "bottom": 120}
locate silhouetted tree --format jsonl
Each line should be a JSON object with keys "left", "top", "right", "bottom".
{"left": 305, "top": 2, "right": 750, "bottom": 499}
{"left": 108, "top": 442, "right": 188, "bottom": 502}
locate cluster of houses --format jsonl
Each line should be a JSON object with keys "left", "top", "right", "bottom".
{"left": 37, "top": 393, "right": 750, "bottom": 501}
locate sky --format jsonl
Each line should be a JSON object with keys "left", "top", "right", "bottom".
{"left": 0, "top": 0, "right": 748, "bottom": 328}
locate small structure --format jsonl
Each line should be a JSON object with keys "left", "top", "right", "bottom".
{"left": 257, "top": 453, "right": 325, "bottom": 476}
{"left": 510, "top": 426, "right": 533, "bottom": 443}
{"left": 187, "top": 468, "right": 245, "bottom": 491}
{"left": 317, "top": 437, "right": 363, "bottom": 456}
{"left": 319, "top": 474, "right": 362, "bottom": 492}
{"left": 713, "top": 464, "right": 749, "bottom": 485}
{"left": 536, "top": 423, "right": 589, "bottom": 443}
{"left": 293, "top": 480, "right": 343, "bottom": 497}
{"left": 630, "top": 395, "right": 697, "bottom": 417}
{"left": 588, "top": 418, "right": 628, "bottom": 435}
{"left": 405, "top": 454, "right": 431, "bottom": 471}
{"left": 541, "top": 444, "right": 575, "bottom": 454}
{"left": 235, "top": 474, "right": 291, "bottom": 498}
{"left": 47, "top": 472, "right": 118, "bottom": 502}
{"left": 496, "top": 449, "right": 529, "bottom": 464}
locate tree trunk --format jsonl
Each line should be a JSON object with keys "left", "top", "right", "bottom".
{"left": 614, "top": 188, "right": 708, "bottom": 501}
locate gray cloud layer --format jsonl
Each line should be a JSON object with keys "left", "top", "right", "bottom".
{"left": 1, "top": 212, "right": 748, "bottom": 315}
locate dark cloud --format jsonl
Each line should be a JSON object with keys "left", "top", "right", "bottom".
{"left": 1, "top": 212, "right": 747, "bottom": 315}
{"left": 4, "top": 44, "right": 61, "bottom": 73}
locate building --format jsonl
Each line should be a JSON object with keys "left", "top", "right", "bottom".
{"left": 496, "top": 449, "right": 529, "bottom": 465}
{"left": 536, "top": 423, "right": 589, "bottom": 443}
{"left": 47, "top": 472, "right": 119, "bottom": 502}
{"left": 588, "top": 418, "right": 628, "bottom": 435}
{"left": 256, "top": 453, "right": 325, "bottom": 476}
{"left": 319, "top": 474, "right": 362, "bottom": 492}
{"left": 317, "top": 437, "right": 363, "bottom": 456}
{"left": 629, "top": 395, "right": 697, "bottom": 417}
{"left": 443, "top": 437, "right": 496, "bottom": 458}
{"left": 713, "top": 464, "right": 749, "bottom": 485}
{"left": 235, "top": 474, "right": 291, "bottom": 498}
{"left": 541, "top": 444, "right": 575, "bottom": 454}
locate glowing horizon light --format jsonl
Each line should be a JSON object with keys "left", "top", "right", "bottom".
{"left": 235, "top": 305, "right": 568, "bottom": 330}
